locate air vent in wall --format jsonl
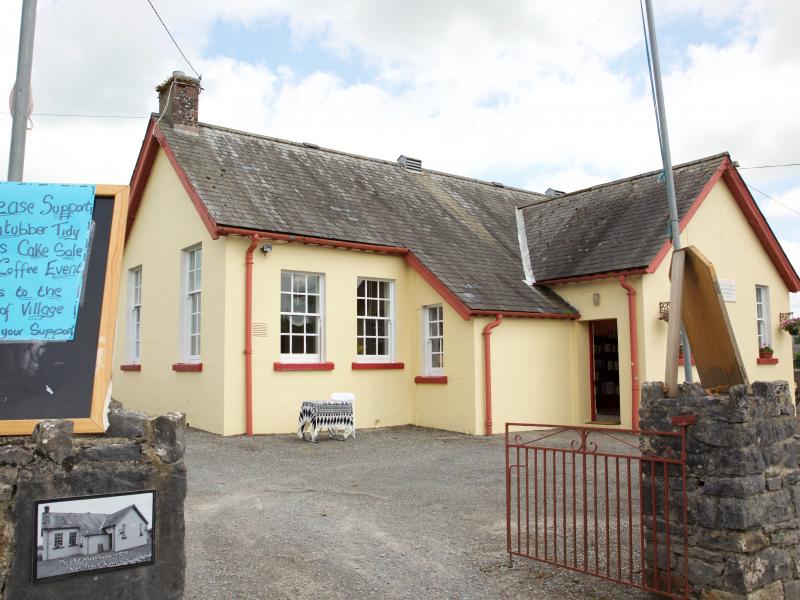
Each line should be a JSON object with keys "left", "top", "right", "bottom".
{"left": 397, "top": 155, "right": 422, "bottom": 173}
{"left": 252, "top": 323, "right": 268, "bottom": 337}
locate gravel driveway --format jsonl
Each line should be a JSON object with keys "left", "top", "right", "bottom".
{"left": 184, "top": 426, "right": 652, "bottom": 599}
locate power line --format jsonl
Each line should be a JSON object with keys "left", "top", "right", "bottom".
{"left": 739, "top": 163, "right": 800, "bottom": 170}
{"left": 746, "top": 182, "right": 800, "bottom": 217}
{"left": 144, "top": 0, "right": 202, "bottom": 80}
{"left": 1, "top": 111, "right": 147, "bottom": 119}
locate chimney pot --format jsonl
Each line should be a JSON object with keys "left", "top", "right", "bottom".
{"left": 44, "top": 506, "right": 50, "bottom": 513}
{"left": 156, "top": 72, "right": 201, "bottom": 129}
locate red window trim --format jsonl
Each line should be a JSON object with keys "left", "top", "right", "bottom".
{"left": 119, "top": 364, "right": 142, "bottom": 372}
{"left": 352, "top": 362, "right": 405, "bottom": 370}
{"left": 274, "top": 362, "right": 335, "bottom": 372}
{"left": 756, "top": 357, "right": 779, "bottom": 365}
{"left": 414, "top": 375, "right": 448, "bottom": 384}
{"left": 172, "top": 362, "right": 203, "bottom": 372}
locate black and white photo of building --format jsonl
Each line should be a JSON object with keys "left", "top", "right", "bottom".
{"left": 34, "top": 491, "right": 155, "bottom": 581}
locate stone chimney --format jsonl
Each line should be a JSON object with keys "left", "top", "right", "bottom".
{"left": 156, "top": 71, "right": 201, "bottom": 128}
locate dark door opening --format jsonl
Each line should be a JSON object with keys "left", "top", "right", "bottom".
{"left": 590, "top": 320, "right": 620, "bottom": 423}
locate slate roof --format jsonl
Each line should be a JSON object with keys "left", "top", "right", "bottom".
{"left": 41, "top": 512, "right": 106, "bottom": 536}
{"left": 520, "top": 154, "right": 727, "bottom": 282}
{"left": 159, "top": 121, "right": 576, "bottom": 315}
{"left": 41, "top": 505, "right": 145, "bottom": 535}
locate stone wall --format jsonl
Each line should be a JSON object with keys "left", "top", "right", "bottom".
{"left": 0, "top": 402, "right": 186, "bottom": 600}
{"left": 639, "top": 381, "right": 800, "bottom": 599}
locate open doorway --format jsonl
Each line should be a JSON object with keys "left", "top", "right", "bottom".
{"left": 589, "top": 319, "right": 620, "bottom": 423}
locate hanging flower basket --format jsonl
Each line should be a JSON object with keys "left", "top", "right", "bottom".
{"left": 779, "top": 316, "right": 799, "bottom": 336}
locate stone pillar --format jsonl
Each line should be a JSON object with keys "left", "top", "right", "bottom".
{"left": 0, "top": 403, "right": 186, "bottom": 600}
{"left": 639, "top": 381, "right": 800, "bottom": 599}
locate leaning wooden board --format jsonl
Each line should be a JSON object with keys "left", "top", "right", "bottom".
{"left": 0, "top": 184, "right": 128, "bottom": 435}
{"left": 666, "top": 245, "right": 748, "bottom": 395}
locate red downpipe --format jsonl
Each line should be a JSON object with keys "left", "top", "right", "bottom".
{"left": 245, "top": 234, "right": 261, "bottom": 436}
{"left": 483, "top": 314, "right": 503, "bottom": 436}
{"left": 618, "top": 276, "right": 640, "bottom": 430}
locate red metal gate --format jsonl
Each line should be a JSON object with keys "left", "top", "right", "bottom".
{"left": 505, "top": 421, "right": 691, "bottom": 599}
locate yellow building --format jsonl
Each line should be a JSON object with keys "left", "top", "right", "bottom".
{"left": 114, "top": 72, "right": 800, "bottom": 436}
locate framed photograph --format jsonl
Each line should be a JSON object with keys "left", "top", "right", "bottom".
{"left": 33, "top": 490, "right": 155, "bottom": 582}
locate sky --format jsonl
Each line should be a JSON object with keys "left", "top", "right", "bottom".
{"left": 0, "top": 0, "right": 798, "bottom": 313}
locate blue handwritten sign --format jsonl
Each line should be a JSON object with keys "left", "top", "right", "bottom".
{"left": 0, "top": 183, "right": 95, "bottom": 341}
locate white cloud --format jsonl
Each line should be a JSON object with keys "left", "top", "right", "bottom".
{"left": 0, "top": 1, "right": 798, "bottom": 285}
{"left": 760, "top": 186, "right": 800, "bottom": 220}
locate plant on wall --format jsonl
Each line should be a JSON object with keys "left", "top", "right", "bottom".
{"left": 779, "top": 316, "right": 799, "bottom": 336}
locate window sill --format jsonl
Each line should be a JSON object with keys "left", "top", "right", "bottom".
{"left": 119, "top": 364, "right": 142, "bottom": 372}
{"left": 172, "top": 362, "right": 203, "bottom": 372}
{"left": 274, "top": 362, "right": 335, "bottom": 372}
{"left": 756, "top": 356, "right": 779, "bottom": 365}
{"left": 352, "top": 362, "right": 405, "bottom": 370}
{"left": 415, "top": 375, "right": 448, "bottom": 384}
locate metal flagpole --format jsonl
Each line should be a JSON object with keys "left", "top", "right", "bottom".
{"left": 7, "top": 0, "right": 38, "bottom": 182}
{"left": 643, "top": 0, "right": 693, "bottom": 383}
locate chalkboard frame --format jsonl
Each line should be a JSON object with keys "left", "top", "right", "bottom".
{"left": 0, "top": 185, "right": 129, "bottom": 435}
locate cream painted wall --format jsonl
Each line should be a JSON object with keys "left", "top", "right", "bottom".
{"left": 482, "top": 316, "right": 580, "bottom": 435}
{"left": 233, "top": 241, "right": 416, "bottom": 435}
{"left": 641, "top": 180, "right": 796, "bottom": 395}
{"left": 410, "top": 270, "right": 478, "bottom": 434}
{"left": 220, "top": 238, "right": 483, "bottom": 435}
{"left": 112, "top": 149, "right": 227, "bottom": 433}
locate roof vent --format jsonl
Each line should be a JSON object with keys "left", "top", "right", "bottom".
{"left": 398, "top": 155, "right": 422, "bottom": 173}
{"left": 302, "top": 142, "right": 320, "bottom": 149}
{"left": 545, "top": 188, "right": 565, "bottom": 198}
{"left": 491, "top": 181, "right": 505, "bottom": 188}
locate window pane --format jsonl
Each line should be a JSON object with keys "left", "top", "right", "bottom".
{"left": 432, "top": 354, "right": 442, "bottom": 369}
{"left": 429, "top": 321, "right": 438, "bottom": 337}
{"left": 357, "top": 319, "right": 364, "bottom": 336}
{"left": 366, "top": 319, "right": 376, "bottom": 336}
{"left": 291, "top": 336, "right": 304, "bottom": 353}
{"left": 191, "top": 335, "right": 200, "bottom": 357}
{"left": 306, "top": 316, "right": 318, "bottom": 334}
{"left": 367, "top": 299, "right": 378, "bottom": 316}
{"left": 307, "top": 276, "right": 319, "bottom": 294}
{"left": 194, "top": 248, "right": 202, "bottom": 269}
{"left": 306, "top": 336, "right": 318, "bottom": 354}
{"left": 377, "top": 338, "right": 387, "bottom": 355}
{"left": 431, "top": 338, "right": 442, "bottom": 354}
{"left": 281, "top": 272, "right": 291, "bottom": 292}
{"left": 357, "top": 339, "right": 364, "bottom": 354}
{"left": 280, "top": 315, "right": 290, "bottom": 333}
{"left": 281, "top": 293, "right": 291, "bottom": 313}
{"left": 357, "top": 280, "right": 366, "bottom": 297}
{"left": 367, "top": 280, "right": 378, "bottom": 297}
{"left": 291, "top": 315, "right": 305, "bottom": 333}
{"left": 281, "top": 335, "right": 290, "bottom": 353}
{"left": 377, "top": 320, "right": 387, "bottom": 336}
{"left": 293, "top": 274, "right": 306, "bottom": 293}
{"left": 379, "top": 300, "right": 389, "bottom": 317}
{"left": 366, "top": 338, "right": 377, "bottom": 355}
{"left": 308, "top": 295, "right": 318, "bottom": 314}
{"left": 293, "top": 295, "right": 306, "bottom": 313}
{"left": 357, "top": 298, "right": 365, "bottom": 316}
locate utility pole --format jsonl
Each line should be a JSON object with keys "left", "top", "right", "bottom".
{"left": 7, "top": 0, "right": 38, "bottom": 182}
{"left": 643, "top": 0, "right": 693, "bottom": 383}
